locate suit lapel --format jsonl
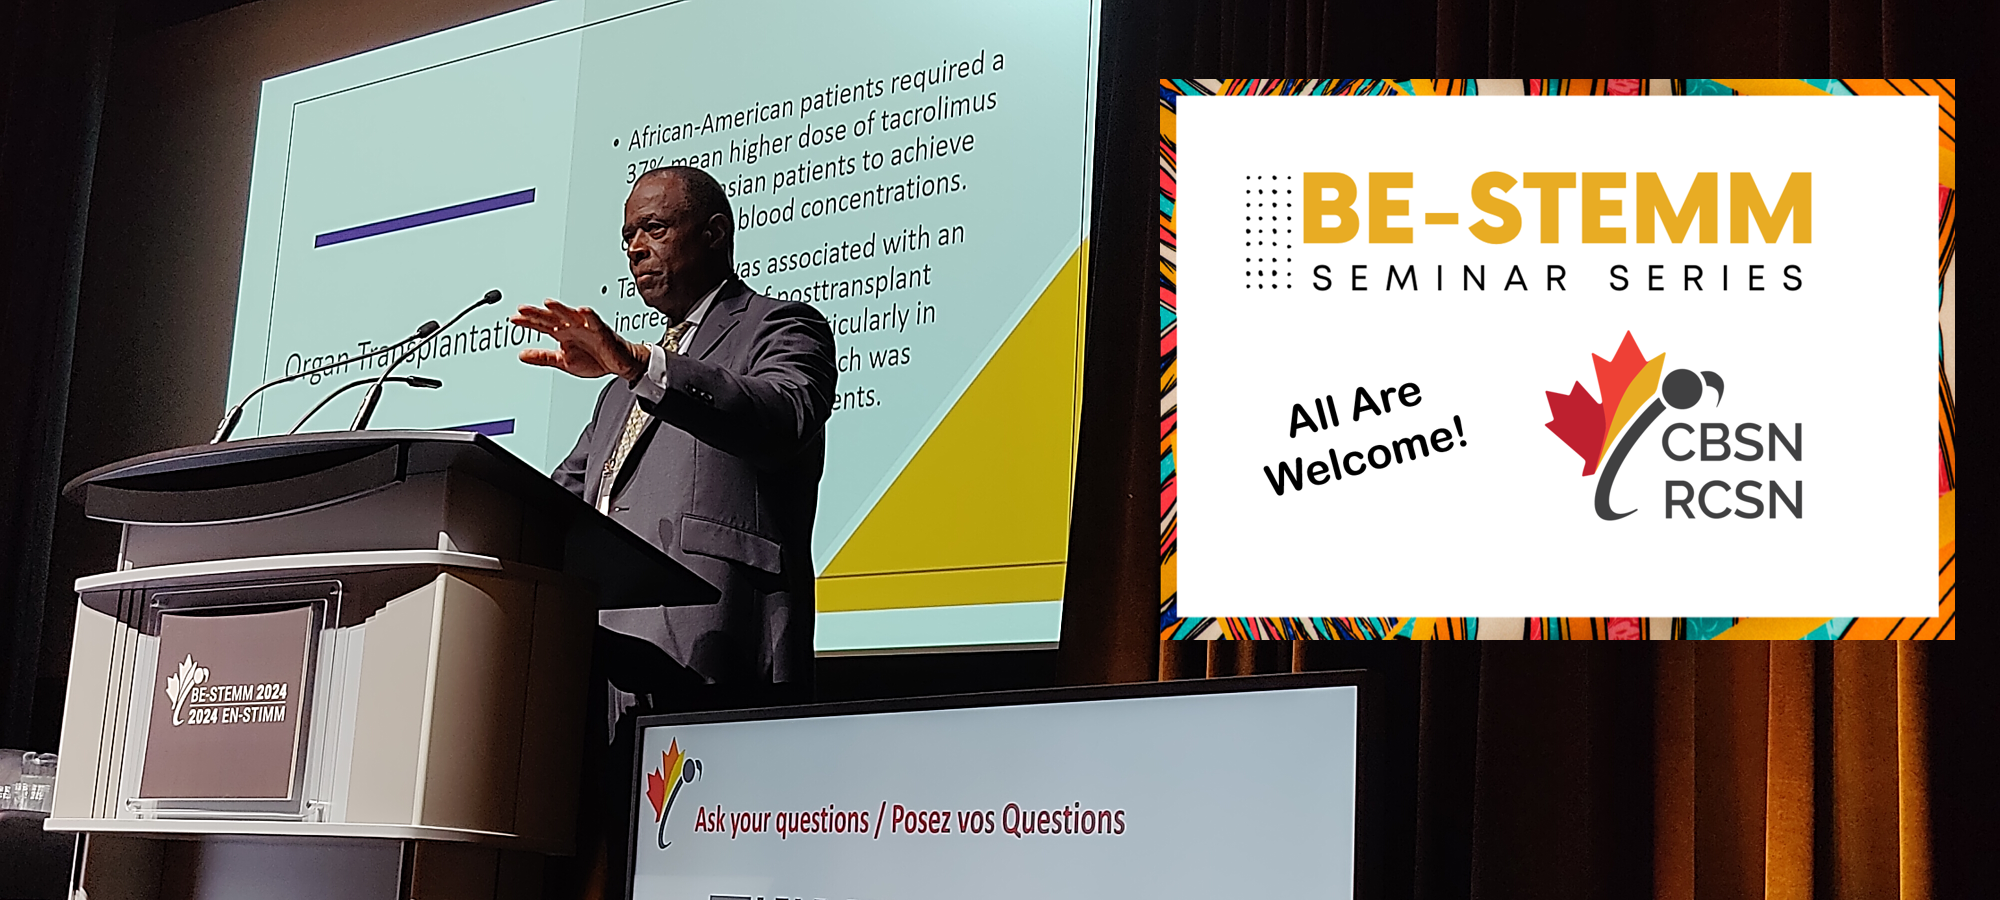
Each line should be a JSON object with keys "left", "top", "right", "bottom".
{"left": 684, "top": 278, "right": 749, "bottom": 361}
{"left": 595, "top": 280, "right": 748, "bottom": 502}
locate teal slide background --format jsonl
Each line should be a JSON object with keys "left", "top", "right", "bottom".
{"left": 228, "top": 0, "right": 1097, "bottom": 651}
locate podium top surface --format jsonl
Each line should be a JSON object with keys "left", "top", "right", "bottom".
{"left": 67, "top": 430, "right": 530, "bottom": 503}
{"left": 64, "top": 430, "right": 717, "bottom": 608}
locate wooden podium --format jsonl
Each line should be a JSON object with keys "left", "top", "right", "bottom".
{"left": 46, "top": 431, "right": 714, "bottom": 900}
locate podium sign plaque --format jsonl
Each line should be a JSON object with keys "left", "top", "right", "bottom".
{"left": 139, "top": 598, "right": 320, "bottom": 804}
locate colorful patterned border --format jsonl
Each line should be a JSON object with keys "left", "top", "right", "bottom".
{"left": 1158, "top": 78, "right": 1957, "bottom": 640}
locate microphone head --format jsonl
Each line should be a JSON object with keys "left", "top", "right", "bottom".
{"left": 416, "top": 320, "right": 441, "bottom": 337}
{"left": 403, "top": 376, "right": 444, "bottom": 389}
{"left": 481, "top": 289, "right": 502, "bottom": 305}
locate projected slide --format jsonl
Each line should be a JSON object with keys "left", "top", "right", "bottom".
{"left": 228, "top": 0, "right": 1098, "bottom": 652}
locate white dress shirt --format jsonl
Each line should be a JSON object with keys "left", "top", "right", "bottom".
{"left": 628, "top": 279, "right": 722, "bottom": 403}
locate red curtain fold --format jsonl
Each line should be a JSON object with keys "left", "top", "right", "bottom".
{"left": 1159, "top": 641, "right": 1944, "bottom": 899}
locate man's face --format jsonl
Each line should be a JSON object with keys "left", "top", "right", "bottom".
{"left": 621, "top": 175, "right": 721, "bottom": 314}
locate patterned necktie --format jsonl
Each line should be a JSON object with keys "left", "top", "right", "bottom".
{"left": 597, "top": 318, "right": 695, "bottom": 513}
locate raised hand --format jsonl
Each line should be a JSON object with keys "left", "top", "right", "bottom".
{"left": 511, "top": 300, "right": 648, "bottom": 380}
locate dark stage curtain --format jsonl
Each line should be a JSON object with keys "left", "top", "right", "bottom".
{"left": 0, "top": 0, "right": 114, "bottom": 749}
{"left": 1159, "top": 641, "right": 1988, "bottom": 900}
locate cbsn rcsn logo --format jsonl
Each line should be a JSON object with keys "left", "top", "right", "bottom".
{"left": 1544, "top": 333, "right": 1802, "bottom": 521}
{"left": 644, "top": 739, "right": 703, "bottom": 850}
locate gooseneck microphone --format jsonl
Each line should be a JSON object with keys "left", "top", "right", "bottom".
{"left": 350, "top": 289, "right": 502, "bottom": 431}
{"left": 211, "top": 319, "right": 440, "bottom": 443}
{"left": 288, "top": 376, "right": 443, "bottom": 435}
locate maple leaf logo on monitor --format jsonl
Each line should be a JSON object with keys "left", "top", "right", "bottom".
{"left": 1544, "top": 332, "right": 1723, "bottom": 519}
{"left": 644, "top": 739, "right": 702, "bottom": 850}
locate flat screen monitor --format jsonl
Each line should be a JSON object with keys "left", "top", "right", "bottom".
{"left": 632, "top": 674, "right": 1366, "bottom": 899}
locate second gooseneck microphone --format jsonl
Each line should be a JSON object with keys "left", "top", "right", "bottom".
{"left": 350, "top": 289, "right": 502, "bottom": 431}
{"left": 289, "top": 375, "right": 443, "bottom": 435}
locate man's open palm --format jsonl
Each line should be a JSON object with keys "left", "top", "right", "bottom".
{"left": 511, "top": 300, "right": 643, "bottom": 380}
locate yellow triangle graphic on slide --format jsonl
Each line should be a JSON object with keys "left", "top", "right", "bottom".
{"left": 818, "top": 242, "right": 1088, "bottom": 598}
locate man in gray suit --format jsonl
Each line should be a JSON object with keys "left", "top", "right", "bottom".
{"left": 514, "top": 165, "right": 832, "bottom": 898}
{"left": 511, "top": 166, "right": 835, "bottom": 693}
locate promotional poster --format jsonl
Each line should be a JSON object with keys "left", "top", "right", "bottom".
{"left": 1159, "top": 79, "right": 1956, "bottom": 639}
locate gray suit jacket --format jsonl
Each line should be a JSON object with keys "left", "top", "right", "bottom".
{"left": 554, "top": 277, "right": 835, "bottom": 684}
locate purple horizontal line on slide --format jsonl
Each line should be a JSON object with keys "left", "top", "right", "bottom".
{"left": 314, "top": 189, "right": 535, "bottom": 248}
{"left": 448, "top": 419, "right": 515, "bottom": 437}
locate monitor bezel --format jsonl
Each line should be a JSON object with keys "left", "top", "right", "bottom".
{"left": 627, "top": 669, "right": 1381, "bottom": 900}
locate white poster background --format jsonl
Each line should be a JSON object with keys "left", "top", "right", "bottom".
{"left": 1176, "top": 96, "right": 1937, "bottom": 618}
{"left": 634, "top": 685, "right": 1359, "bottom": 899}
